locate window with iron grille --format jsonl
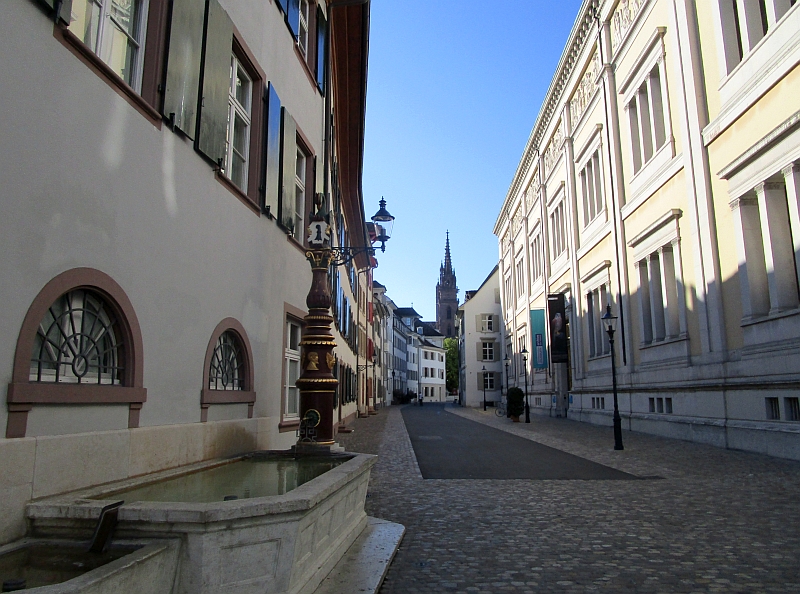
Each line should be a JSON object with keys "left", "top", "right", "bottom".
{"left": 626, "top": 65, "right": 667, "bottom": 174}
{"left": 766, "top": 397, "right": 780, "bottom": 420}
{"left": 550, "top": 201, "right": 567, "bottom": 257}
{"left": 530, "top": 233, "right": 543, "bottom": 282}
{"left": 786, "top": 397, "right": 800, "bottom": 421}
{"left": 580, "top": 150, "right": 604, "bottom": 227}
{"left": 208, "top": 331, "right": 245, "bottom": 391}
{"left": 30, "top": 289, "right": 124, "bottom": 385}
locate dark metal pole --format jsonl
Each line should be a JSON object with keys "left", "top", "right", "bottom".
{"left": 608, "top": 326, "right": 624, "bottom": 450}
{"left": 523, "top": 355, "right": 530, "bottom": 423}
{"left": 504, "top": 358, "right": 510, "bottom": 418}
{"left": 482, "top": 366, "right": 487, "bottom": 411}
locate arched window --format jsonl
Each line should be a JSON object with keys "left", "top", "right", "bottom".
{"left": 208, "top": 331, "right": 245, "bottom": 391}
{"left": 201, "top": 319, "right": 255, "bottom": 422}
{"left": 447, "top": 306, "right": 452, "bottom": 320}
{"left": 7, "top": 269, "right": 145, "bottom": 439}
{"left": 30, "top": 289, "right": 125, "bottom": 385}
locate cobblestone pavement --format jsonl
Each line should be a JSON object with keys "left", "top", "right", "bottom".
{"left": 336, "top": 405, "right": 800, "bottom": 593}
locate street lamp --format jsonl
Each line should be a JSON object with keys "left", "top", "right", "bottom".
{"left": 601, "top": 305, "right": 624, "bottom": 451}
{"left": 482, "top": 366, "right": 487, "bottom": 411}
{"left": 521, "top": 348, "right": 530, "bottom": 423}
{"left": 503, "top": 353, "right": 510, "bottom": 419}
{"left": 370, "top": 198, "right": 395, "bottom": 253}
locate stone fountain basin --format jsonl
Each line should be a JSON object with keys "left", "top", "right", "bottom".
{"left": 0, "top": 538, "right": 179, "bottom": 594}
{"left": 26, "top": 452, "right": 377, "bottom": 594}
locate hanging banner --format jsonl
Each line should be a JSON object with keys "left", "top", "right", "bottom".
{"left": 530, "top": 309, "right": 548, "bottom": 370}
{"left": 547, "top": 293, "right": 569, "bottom": 363}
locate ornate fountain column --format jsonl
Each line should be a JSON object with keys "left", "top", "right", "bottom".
{"left": 296, "top": 215, "right": 338, "bottom": 446}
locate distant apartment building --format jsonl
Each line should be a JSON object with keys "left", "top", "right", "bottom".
{"left": 457, "top": 266, "right": 502, "bottom": 408}
{"left": 416, "top": 323, "right": 446, "bottom": 403}
{"left": 495, "top": 0, "right": 800, "bottom": 460}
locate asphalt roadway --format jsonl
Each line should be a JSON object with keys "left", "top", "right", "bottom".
{"left": 401, "top": 404, "right": 637, "bottom": 480}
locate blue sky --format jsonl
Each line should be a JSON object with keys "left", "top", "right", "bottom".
{"left": 363, "top": 0, "right": 583, "bottom": 321}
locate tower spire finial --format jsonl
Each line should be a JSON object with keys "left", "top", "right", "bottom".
{"left": 444, "top": 231, "right": 452, "bottom": 272}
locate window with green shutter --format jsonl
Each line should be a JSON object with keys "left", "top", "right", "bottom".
{"left": 279, "top": 108, "right": 297, "bottom": 233}
{"left": 196, "top": 0, "right": 233, "bottom": 166}
{"left": 37, "top": 0, "right": 72, "bottom": 24}
{"left": 162, "top": 0, "right": 206, "bottom": 138}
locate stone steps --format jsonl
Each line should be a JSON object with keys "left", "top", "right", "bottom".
{"left": 314, "top": 517, "right": 405, "bottom": 594}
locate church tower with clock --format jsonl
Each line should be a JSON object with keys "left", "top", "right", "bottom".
{"left": 436, "top": 232, "right": 459, "bottom": 337}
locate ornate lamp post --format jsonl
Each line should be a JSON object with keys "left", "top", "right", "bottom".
{"left": 296, "top": 198, "right": 394, "bottom": 448}
{"left": 521, "top": 348, "right": 530, "bottom": 423}
{"left": 503, "top": 353, "right": 510, "bottom": 418}
{"left": 482, "top": 365, "right": 487, "bottom": 411}
{"left": 601, "top": 305, "right": 624, "bottom": 451}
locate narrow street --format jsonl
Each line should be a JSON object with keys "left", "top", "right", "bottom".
{"left": 338, "top": 404, "right": 800, "bottom": 593}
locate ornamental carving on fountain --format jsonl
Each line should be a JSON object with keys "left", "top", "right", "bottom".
{"left": 296, "top": 208, "right": 338, "bottom": 445}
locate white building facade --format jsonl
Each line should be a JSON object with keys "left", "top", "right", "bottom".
{"left": 0, "top": 0, "right": 372, "bottom": 544}
{"left": 458, "top": 266, "right": 502, "bottom": 408}
{"left": 417, "top": 324, "right": 446, "bottom": 403}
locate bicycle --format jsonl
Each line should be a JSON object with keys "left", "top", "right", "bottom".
{"left": 494, "top": 399, "right": 507, "bottom": 417}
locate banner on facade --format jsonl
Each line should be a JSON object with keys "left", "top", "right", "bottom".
{"left": 547, "top": 293, "right": 569, "bottom": 363}
{"left": 529, "top": 309, "right": 548, "bottom": 370}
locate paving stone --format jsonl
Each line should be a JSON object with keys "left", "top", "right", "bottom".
{"left": 337, "top": 405, "right": 800, "bottom": 593}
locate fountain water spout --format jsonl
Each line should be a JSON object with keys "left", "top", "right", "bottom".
{"left": 88, "top": 501, "right": 124, "bottom": 554}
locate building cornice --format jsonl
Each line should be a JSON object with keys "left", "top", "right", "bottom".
{"left": 494, "top": 0, "right": 601, "bottom": 236}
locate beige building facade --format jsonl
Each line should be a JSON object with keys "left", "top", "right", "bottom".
{"left": 494, "top": 0, "right": 800, "bottom": 460}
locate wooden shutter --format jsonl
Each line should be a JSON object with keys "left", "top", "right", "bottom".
{"left": 264, "top": 83, "right": 282, "bottom": 217}
{"left": 493, "top": 315, "right": 500, "bottom": 330}
{"left": 475, "top": 315, "right": 482, "bottom": 332}
{"left": 162, "top": 0, "right": 206, "bottom": 138}
{"left": 476, "top": 342, "right": 482, "bottom": 361}
{"left": 279, "top": 108, "right": 297, "bottom": 232}
{"left": 316, "top": 7, "right": 327, "bottom": 92}
{"left": 287, "top": 0, "right": 300, "bottom": 38}
{"left": 477, "top": 373, "right": 483, "bottom": 390}
{"left": 196, "top": 0, "right": 233, "bottom": 165}
{"left": 38, "top": 0, "right": 72, "bottom": 23}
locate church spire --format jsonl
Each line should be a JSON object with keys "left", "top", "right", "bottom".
{"left": 444, "top": 231, "right": 453, "bottom": 274}
{"left": 440, "top": 231, "right": 455, "bottom": 282}
{"left": 436, "top": 232, "right": 458, "bottom": 337}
